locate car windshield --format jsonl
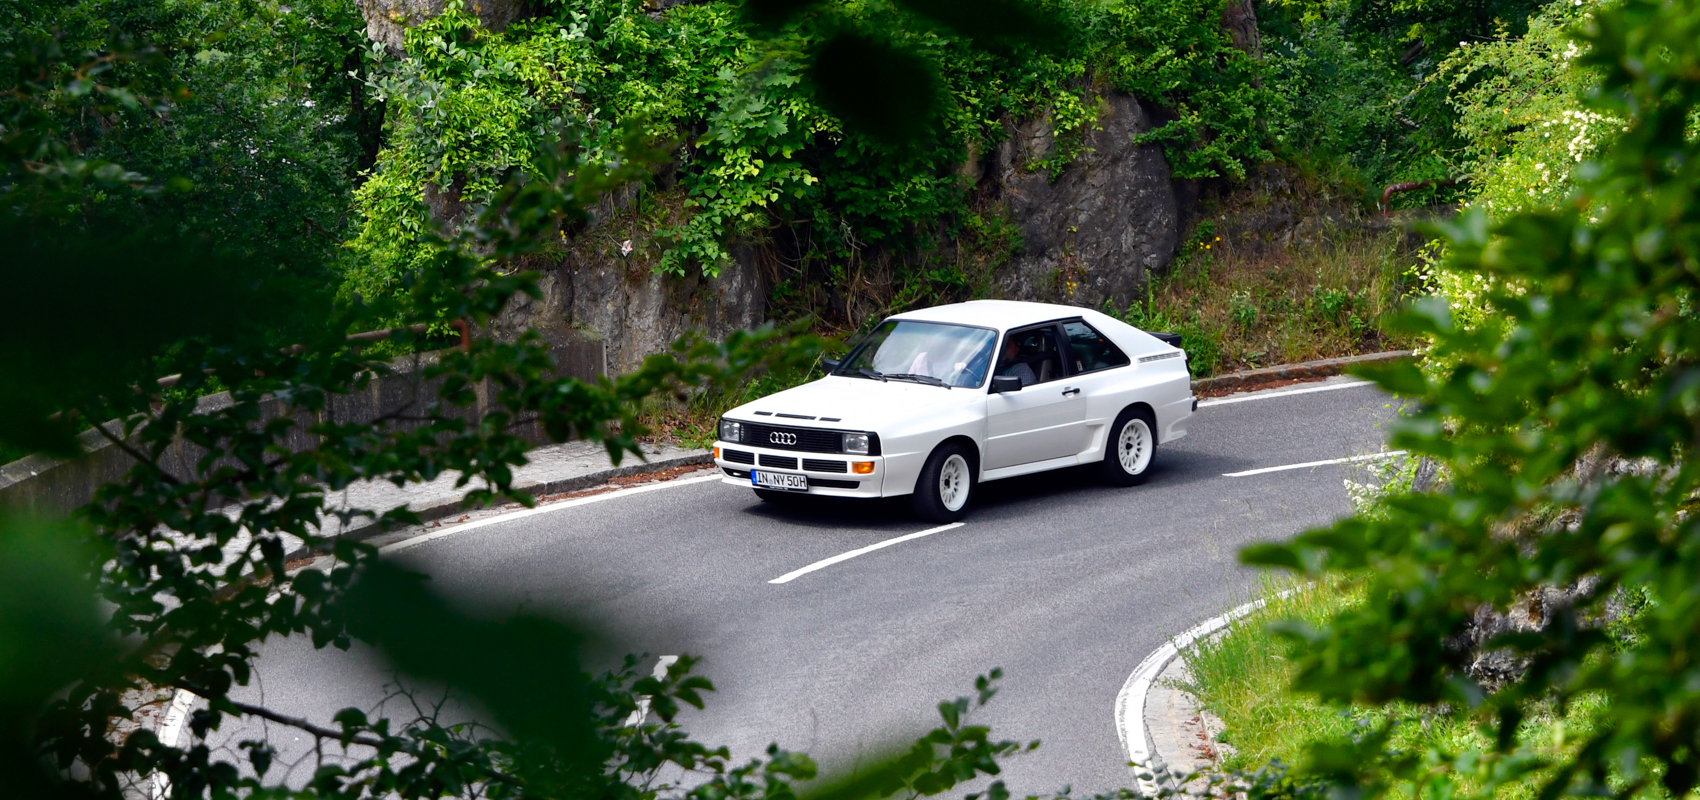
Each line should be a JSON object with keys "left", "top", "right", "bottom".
{"left": 835, "top": 320, "right": 997, "bottom": 388}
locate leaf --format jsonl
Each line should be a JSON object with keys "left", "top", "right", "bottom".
{"left": 340, "top": 561, "right": 610, "bottom": 787}
{"left": 1352, "top": 358, "right": 1429, "bottom": 398}
{"left": 893, "top": 0, "right": 1064, "bottom": 48}
{"left": 0, "top": 516, "right": 116, "bottom": 800}
{"left": 806, "top": 33, "right": 939, "bottom": 147}
{"left": 1239, "top": 543, "right": 1306, "bottom": 571}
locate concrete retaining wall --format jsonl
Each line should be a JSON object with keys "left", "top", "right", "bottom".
{"left": 0, "top": 338, "right": 605, "bottom": 518}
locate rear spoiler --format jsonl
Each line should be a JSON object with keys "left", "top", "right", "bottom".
{"left": 1149, "top": 332, "right": 1184, "bottom": 349}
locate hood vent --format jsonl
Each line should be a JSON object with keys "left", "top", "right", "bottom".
{"left": 776, "top": 413, "right": 816, "bottom": 420}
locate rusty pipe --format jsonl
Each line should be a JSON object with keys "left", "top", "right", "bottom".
{"left": 1381, "top": 177, "right": 1464, "bottom": 215}
{"left": 451, "top": 319, "right": 470, "bottom": 352}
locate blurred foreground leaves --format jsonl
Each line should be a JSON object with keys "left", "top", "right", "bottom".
{"left": 0, "top": 517, "right": 114, "bottom": 800}
{"left": 0, "top": 13, "right": 1077, "bottom": 800}
{"left": 741, "top": 0, "right": 1063, "bottom": 145}
{"left": 1238, "top": 0, "right": 1700, "bottom": 799}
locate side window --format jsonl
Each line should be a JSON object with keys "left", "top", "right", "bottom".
{"left": 1062, "top": 320, "right": 1130, "bottom": 375}
{"left": 995, "top": 325, "right": 1069, "bottom": 386}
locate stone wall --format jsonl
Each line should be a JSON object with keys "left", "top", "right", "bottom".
{"left": 0, "top": 338, "right": 604, "bottom": 518}
{"left": 495, "top": 244, "right": 770, "bottom": 376}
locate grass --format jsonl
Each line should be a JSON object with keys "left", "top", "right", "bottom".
{"left": 1182, "top": 576, "right": 1618, "bottom": 799}
{"left": 1117, "top": 170, "right": 1429, "bottom": 378}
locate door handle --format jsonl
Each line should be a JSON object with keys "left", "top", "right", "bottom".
{"left": 1062, "top": 386, "right": 1080, "bottom": 397}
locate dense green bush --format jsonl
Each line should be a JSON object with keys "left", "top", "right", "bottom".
{"left": 2, "top": 0, "right": 377, "bottom": 314}
{"left": 343, "top": 0, "right": 1274, "bottom": 320}
{"left": 1242, "top": 1, "right": 1700, "bottom": 798}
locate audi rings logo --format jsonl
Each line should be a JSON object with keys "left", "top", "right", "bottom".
{"left": 769, "top": 431, "right": 797, "bottom": 446}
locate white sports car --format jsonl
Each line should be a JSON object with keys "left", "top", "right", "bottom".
{"left": 712, "top": 300, "right": 1196, "bottom": 521}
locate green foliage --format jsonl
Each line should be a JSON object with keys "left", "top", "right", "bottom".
{"left": 1440, "top": 0, "right": 1607, "bottom": 216}
{"left": 1103, "top": 0, "right": 1273, "bottom": 179}
{"left": 2, "top": 0, "right": 377, "bottom": 315}
{"left": 346, "top": 0, "right": 1274, "bottom": 318}
{"left": 1257, "top": 0, "right": 1461, "bottom": 194}
{"left": 0, "top": 68, "right": 885, "bottom": 795}
{"left": 1187, "top": 577, "right": 1617, "bottom": 800}
{"left": 1114, "top": 204, "right": 1421, "bottom": 377}
{"left": 1120, "top": 287, "right": 1226, "bottom": 377}
{"left": 1237, "top": 2, "right": 1700, "bottom": 799}
{"left": 0, "top": 517, "right": 116, "bottom": 799}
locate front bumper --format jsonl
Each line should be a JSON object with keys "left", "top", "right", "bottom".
{"left": 713, "top": 441, "right": 885, "bottom": 498}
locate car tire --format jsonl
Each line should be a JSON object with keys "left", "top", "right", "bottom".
{"left": 1101, "top": 406, "right": 1157, "bottom": 486}
{"left": 911, "top": 442, "right": 975, "bottom": 522}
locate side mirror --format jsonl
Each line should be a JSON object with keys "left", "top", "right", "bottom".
{"left": 990, "top": 375, "right": 1023, "bottom": 394}
{"left": 822, "top": 357, "right": 842, "bottom": 372}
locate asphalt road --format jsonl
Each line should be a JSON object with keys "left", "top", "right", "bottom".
{"left": 216, "top": 378, "right": 1405, "bottom": 795}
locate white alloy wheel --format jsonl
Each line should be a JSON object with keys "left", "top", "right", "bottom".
{"left": 1117, "top": 418, "right": 1152, "bottom": 476}
{"left": 938, "top": 453, "right": 971, "bottom": 512}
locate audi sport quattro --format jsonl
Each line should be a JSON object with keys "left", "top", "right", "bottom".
{"left": 712, "top": 300, "right": 1195, "bottom": 521}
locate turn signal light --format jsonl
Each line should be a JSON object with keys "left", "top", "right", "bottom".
{"left": 852, "top": 461, "right": 875, "bottom": 474}
{"left": 713, "top": 446, "right": 721, "bottom": 460}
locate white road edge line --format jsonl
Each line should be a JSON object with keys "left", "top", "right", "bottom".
{"left": 623, "top": 655, "right": 680, "bottom": 728}
{"left": 1223, "top": 450, "right": 1408, "bottom": 478}
{"left": 1113, "top": 589, "right": 1297, "bottom": 796}
{"left": 1196, "top": 379, "right": 1375, "bottom": 408}
{"left": 769, "top": 523, "right": 965, "bottom": 585}
{"left": 150, "top": 470, "right": 718, "bottom": 798}
{"left": 381, "top": 473, "right": 722, "bottom": 555}
{"left": 151, "top": 687, "right": 200, "bottom": 799}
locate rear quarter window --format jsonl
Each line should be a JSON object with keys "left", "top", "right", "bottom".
{"left": 1063, "top": 320, "right": 1131, "bottom": 374}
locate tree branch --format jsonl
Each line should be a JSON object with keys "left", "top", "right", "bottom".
{"left": 88, "top": 416, "right": 181, "bottom": 486}
{"left": 181, "top": 687, "right": 389, "bottom": 749}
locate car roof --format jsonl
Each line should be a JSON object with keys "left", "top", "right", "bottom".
{"left": 887, "top": 299, "right": 1107, "bottom": 330}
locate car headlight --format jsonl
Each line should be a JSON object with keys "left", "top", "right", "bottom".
{"left": 841, "top": 432, "right": 871, "bottom": 455}
{"left": 719, "top": 419, "right": 743, "bottom": 443}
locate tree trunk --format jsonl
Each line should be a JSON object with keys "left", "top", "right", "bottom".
{"left": 1220, "top": 0, "right": 1262, "bottom": 60}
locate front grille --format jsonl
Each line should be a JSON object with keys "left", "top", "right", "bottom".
{"left": 741, "top": 422, "right": 843, "bottom": 453}
{"left": 813, "top": 479, "right": 860, "bottom": 489}
{"left": 759, "top": 454, "right": 800, "bottom": 469}
{"left": 723, "top": 449, "right": 755, "bottom": 465}
{"left": 803, "top": 458, "right": 847, "bottom": 473}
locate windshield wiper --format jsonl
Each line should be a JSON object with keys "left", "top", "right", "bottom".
{"left": 853, "top": 368, "right": 888, "bottom": 382}
{"left": 884, "top": 373, "right": 951, "bottom": 388}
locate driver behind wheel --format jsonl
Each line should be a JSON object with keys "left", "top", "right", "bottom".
{"left": 995, "top": 336, "right": 1037, "bottom": 387}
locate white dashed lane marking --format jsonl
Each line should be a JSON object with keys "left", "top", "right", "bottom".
{"left": 768, "top": 523, "right": 965, "bottom": 584}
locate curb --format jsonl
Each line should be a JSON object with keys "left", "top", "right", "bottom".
{"left": 1190, "top": 351, "right": 1413, "bottom": 396}
{"left": 290, "top": 450, "right": 713, "bottom": 561}
{"left": 1115, "top": 591, "right": 1296, "bottom": 796}
{"left": 389, "top": 451, "right": 713, "bottom": 537}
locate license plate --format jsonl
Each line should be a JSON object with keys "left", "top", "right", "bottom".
{"left": 752, "top": 470, "right": 809, "bottom": 492}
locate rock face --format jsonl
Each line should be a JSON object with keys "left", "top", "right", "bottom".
{"left": 360, "top": 0, "right": 530, "bottom": 54}
{"left": 495, "top": 244, "right": 770, "bottom": 375}
{"left": 987, "top": 92, "right": 1181, "bottom": 311}
{"left": 497, "top": 93, "right": 1184, "bottom": 369}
